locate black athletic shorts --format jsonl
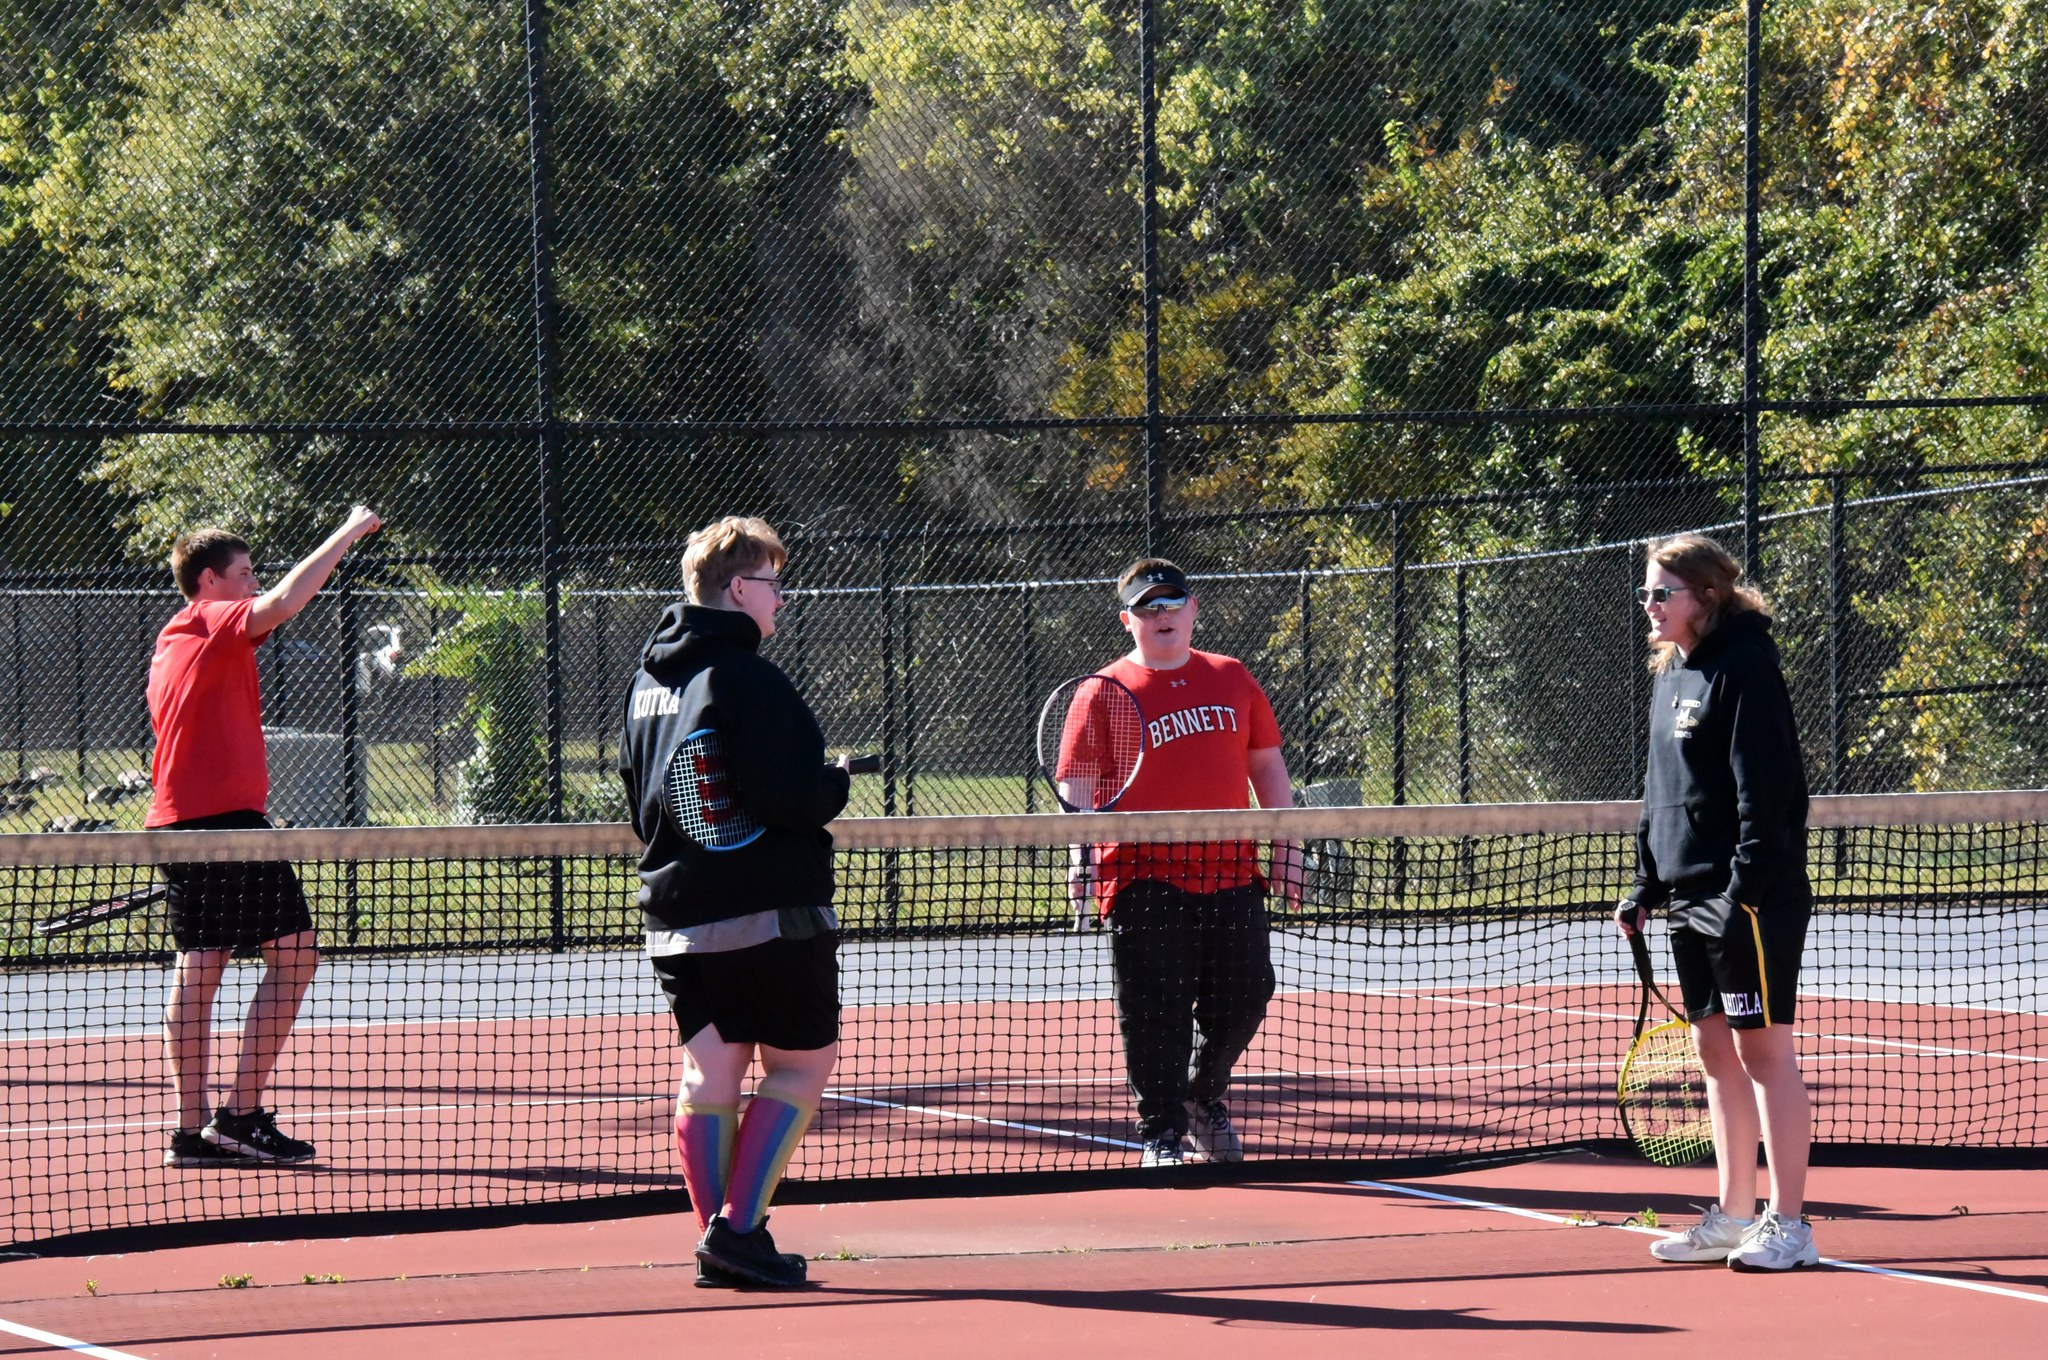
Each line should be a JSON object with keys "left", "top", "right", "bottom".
{"left": 160, "top": 809, "right": 314, "bottom": 953}
{"left": 650, "top": 932, "right": 840, "bottom": 1052}
{"left": 1669, "top": 891, "right": 1810, "bottom": 1030}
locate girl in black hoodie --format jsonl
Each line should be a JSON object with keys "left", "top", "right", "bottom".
{"left": 1615, "top": 534, "right": 1819, "bottom": 1272}
{"left": 618, "top": 516, "right": 853, "bottom": 1289}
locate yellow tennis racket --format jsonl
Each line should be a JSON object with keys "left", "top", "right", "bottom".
{"left": 1618, "top": 930, "right": 1713, "bottom": 1167}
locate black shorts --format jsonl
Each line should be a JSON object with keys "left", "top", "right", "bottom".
{"left": 650, "top": 932, "right": 839, "bottom": 1052}
{"left": 1670, "top": 893, "right": 1810, "bottom": 1030}
{"left": 161, "top": 809, "right": 314, "bottom": 953}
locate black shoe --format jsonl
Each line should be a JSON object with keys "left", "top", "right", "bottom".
{"left": 202, "top": 1107, "right": 316, "bottom": 1163}
{"left": 695, "top": 1249, "right": 809, "bottom": 1289}
{"left": 165, "top": 1129, "right": 254, "bottom": 1168}
{"left": 696, "top": 1215, "right": 809, "bottom": 1288}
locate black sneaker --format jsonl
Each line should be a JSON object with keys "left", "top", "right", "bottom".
{"left": 202, "top": 1107, "right": 316, "bottom": 1163}
{"left": 696, "top": 1215, "right": 809, "bottom": 1288}
{"left": 165, "top": 1129, "right": 254, "bottom": 1168}
{"left": 695, "top": 1249, "right": 809, "bottom": 1289}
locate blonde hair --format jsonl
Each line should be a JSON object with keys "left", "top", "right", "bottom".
{"left": 1646, "top": 533, "right": 1769, "bottom": 673}
{"left": 682, "top": 516, "right": 785, "bottom": 606}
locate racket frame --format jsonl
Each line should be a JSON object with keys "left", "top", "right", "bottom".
{"left": 1618, "top": 929, "right": 1714, "bottom": 1167}
{"left": 1035, "top": 673, "right": 1147, "bottom": 814}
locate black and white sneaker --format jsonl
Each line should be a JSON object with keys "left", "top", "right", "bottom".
{"left": 165, "top": 1129, "right": 254, "bottom": 1168}
{"left": 202, "top": 1107, "right": 316, "bottom": 1163}
{"left": 1140, "top": 1133, "right": 1187, "bottom": 1167}
{"left": 1183, "top": 1098, "right": 1243, "bottom": 1163}
{"left": 697, "top": 1215, "right": 809, "bottom": 1288}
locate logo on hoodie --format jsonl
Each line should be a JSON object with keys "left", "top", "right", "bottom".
{"left": 630, "top": 685, "right": 682, "bottom": 721}
{"left": 1673, "top": 698, "right": 1702, "bottom": 739}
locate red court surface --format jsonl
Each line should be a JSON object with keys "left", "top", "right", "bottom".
{"left": 3, "top": 1152, "right": 2043, "bottom": 1358}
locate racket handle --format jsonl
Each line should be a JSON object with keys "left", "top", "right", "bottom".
{"left": 845, "top": 753, "right": 882, "bottom": 775}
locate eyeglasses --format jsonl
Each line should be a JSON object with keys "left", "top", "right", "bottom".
{"left": 1635, "top": 585, "right": 1693, "bottom": 605}
{"left": 735, "top": 575, "right": 787, "bottom": 600}
{"left": 1128, "top": 594, "right": 1189, "bottom": 618}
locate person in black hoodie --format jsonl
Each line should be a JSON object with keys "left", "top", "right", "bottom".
{"left": 617, "top": 515, "right": 854, "bottom": 1290}
{"left": 1615, "top": 533, "right": 1819, "bottom": 1273}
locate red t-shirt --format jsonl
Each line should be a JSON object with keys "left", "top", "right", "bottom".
{"left": 145, "top": 598, "right": 270, "bottom": 826}
{"left": 1078, "top": 649, "right": 1282, "bottom": 901}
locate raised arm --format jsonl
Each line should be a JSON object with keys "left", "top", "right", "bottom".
{"left": 248, "top": 506, "right": 381, "bottom": 638}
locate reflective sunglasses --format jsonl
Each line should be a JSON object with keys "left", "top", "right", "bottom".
{"left": 1128, "top": 594, "right": 1190, "bottom": 618}
{"left": 1635, "top": 584, "right": 1692, "bottom": 605}
{"left": 735, "top": 574, "right": 788, "bottom": 600}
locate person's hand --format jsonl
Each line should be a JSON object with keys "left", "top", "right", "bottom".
{"left": 1270, "top": 839, "right": 1305, "bottom": 913}
{"left": 1613, "top": 898, "right": 1648, "bottom": 937}
{"left": 343, "top": 505, "right": 382, "bottom": 542}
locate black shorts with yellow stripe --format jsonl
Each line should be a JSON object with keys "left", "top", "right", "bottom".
{"left": 1669, "top": 890, "right": 1811, "bottom": 1030}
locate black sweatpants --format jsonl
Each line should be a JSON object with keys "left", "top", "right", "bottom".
{"left": 1107, "top": 879, "right": 1276, "bottom": 1141}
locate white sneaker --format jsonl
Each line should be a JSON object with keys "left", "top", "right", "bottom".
{"left": 1727, "top": 1208, "right": 1820, "bottom": 1272}
{"left": 1183, "top": 1099, "right": 1243, "bottom": 1163}
{"left": 1649, "top": 1203, "right": 1753, "bottom": 1262}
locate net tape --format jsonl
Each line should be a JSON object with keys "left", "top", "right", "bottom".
{"left": 4, "top": 790, "right": 2043, "bottom": 1248}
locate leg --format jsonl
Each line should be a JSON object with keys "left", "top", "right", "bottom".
{"left": 677, "top": 1023, "right": 754, "bottom": 1234}
{"left": 1187, "top": 885, "right": 1275, "bottom": 1105}
{"left": 1692, "top": 1013, "right": 1761, "bottom": 1218}
{"left": 225, "top": 929, "right": 319, "bottom": 1113}
{"left": 1733, "top": 1023, "right": 1810, "bottom": 1219}
{"left": 164, "top": 948, "right": 230, "bottom": 1131}
{"left": 723, "top": 1040, "right": 837, "bottom": 1231}
{"left": 1107, "top": 882, "right": 1200, "bottom": 1141}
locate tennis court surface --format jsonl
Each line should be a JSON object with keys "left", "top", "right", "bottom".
{"left": 1, "top": 1154, "right": 2042, "bottom": 1358}
{"left": 3, "top": 793, "right": 2044, "bottom": 1352}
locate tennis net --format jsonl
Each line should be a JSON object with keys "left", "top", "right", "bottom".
{"left": 4, "top": 791, "right": 2043, "bottom": 1249}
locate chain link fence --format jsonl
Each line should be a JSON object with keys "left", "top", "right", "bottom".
{"left": 3, "top": 1, "right": 2046, "bottom": 828}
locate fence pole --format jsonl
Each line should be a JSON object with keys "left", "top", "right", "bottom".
{"left": 1139, "top": 0, "right": 1165, "bottom": 553}
{"left": 1021, "top": 584, "right": 1038, "bottom": 813}
{"left": 1829, "top": 472, "right": 1850, "bottom": 879}
{"left": 71, "top": 596, "right": 84, "bottom": 788}
{"left": 1298, "top": 570, "right": 1315, "bottom": 783}
{"left": 1390, "top": 505, "right": 1409, "bottom": 807}
{"left": 1742, "top": 0, "right": 1765, "bottom": 579}
{"left": 11, "top": 594, "right": 24, "bottom": 779}
{"left": 1455, "top": 563, "right": 1470, "bottom": 804}
{"left": 339, "top": 569, "right": 362, "bottom": 827}
{"left": 525, "top": 0, "right": 565, "bottom": 947}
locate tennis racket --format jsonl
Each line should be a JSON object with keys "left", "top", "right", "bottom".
{"left": 1037, "top": 674, "right": 1146, "bottom": 931}
{"left": 1036, "top": 674, "right": 1146, "bottom": 814}
{"left": 35, "top": 883, "right": 168, "bottom": 938}
{"left": 1618, "top": 929, "right": 1714, "bottom": 1167}
{"left": 663, "top": 727, "right": 763, "bottom": 850}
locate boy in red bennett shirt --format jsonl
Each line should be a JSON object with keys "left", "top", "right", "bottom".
{"left": 1061, "top": 559, "right": 1302, "bottom": 1168}
{"left": 149, "top": 507, "right": 380, "bottom": 1167}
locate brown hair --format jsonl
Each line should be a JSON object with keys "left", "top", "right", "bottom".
{"left": 681, "top": 516, "right": 786, "bottom": 606}
{"left": 1645, "top": 533, "right": 1769, "bottom": 672}
{"left": 168, "top": 529, "right": 251, "bottom": 601}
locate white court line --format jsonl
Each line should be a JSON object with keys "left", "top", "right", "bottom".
{"left": 1348, "top": 1177, "right": 2048, "bottom": 1306}
{"left": 831, "top": 1092, "right": 1136, "bottom": 1151}
{"left": 0, "top": 1315, "right": 147, "bottom": 1359}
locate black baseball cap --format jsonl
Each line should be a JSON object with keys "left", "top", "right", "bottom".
{"left": 1117, "top": 561, "right": 1190, "bottom": 608}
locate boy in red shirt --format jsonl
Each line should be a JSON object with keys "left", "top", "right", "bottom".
{"left": 150, "top": 507, "right": 380, "bottom": 1167}
{"left": 1064, "top": 559, "right": 1302, "bottom": 1166}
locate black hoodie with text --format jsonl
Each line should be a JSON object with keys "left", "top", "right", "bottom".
{"left": 1626, "top": 608, "right": 1810, "bottom": 923}
{"left": 616, "top": 603, "right": 850, "bottom": 930}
